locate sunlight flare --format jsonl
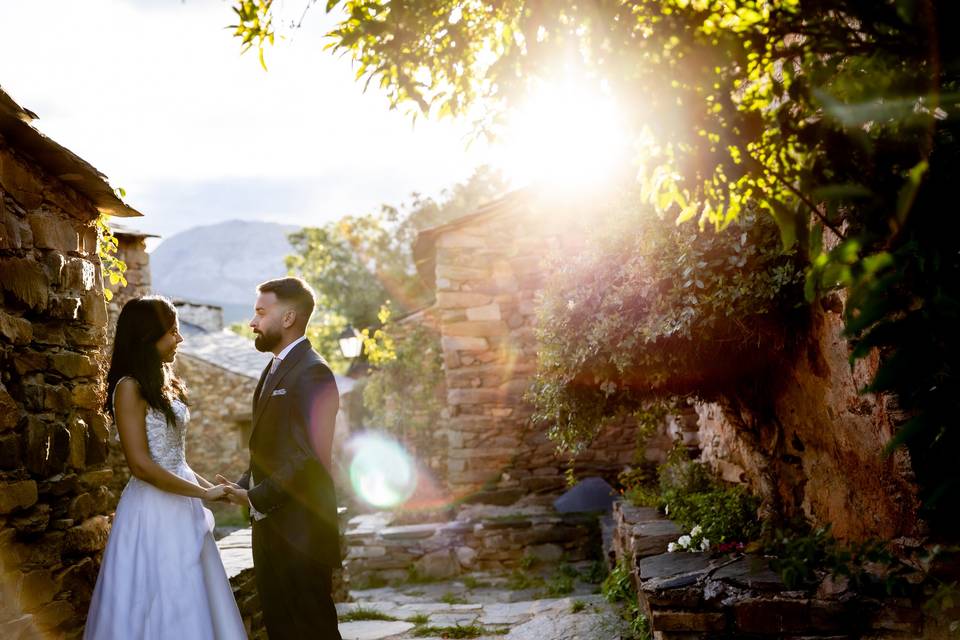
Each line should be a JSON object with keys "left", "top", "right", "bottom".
{"left": 347, "top": 432, "right": 418, "bottom": 508}
{"left": 496, "top": 79, "right": 630, "bottom": 191}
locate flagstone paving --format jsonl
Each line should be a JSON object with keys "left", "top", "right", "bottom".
{"left": 337, "top": 568, "right": 631, "bottom": 640}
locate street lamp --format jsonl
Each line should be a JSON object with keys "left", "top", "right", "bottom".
{"left": 338, "top": 325, "right": 363, "bottom": 359}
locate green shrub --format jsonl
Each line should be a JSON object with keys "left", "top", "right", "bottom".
{"left": 601, "top": 561, "right": 634, "bottom": 603}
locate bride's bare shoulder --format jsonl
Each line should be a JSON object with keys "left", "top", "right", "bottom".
{"left": 114, "top": 377, "right": 146, "bottom": 410}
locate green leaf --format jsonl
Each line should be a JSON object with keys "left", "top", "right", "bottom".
{"left": 768, "top": 199, "right": 797, "bottom": 250}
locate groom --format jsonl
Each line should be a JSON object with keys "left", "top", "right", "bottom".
{"left": 218, "top": 277, "right": 342, "bottom": 639}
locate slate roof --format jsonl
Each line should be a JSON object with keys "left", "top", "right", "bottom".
{"left": 0, "top": 86, "right": 142, "bottom": 217}
{"left": 178, "top": 328, "right": 356, "bottom": 395}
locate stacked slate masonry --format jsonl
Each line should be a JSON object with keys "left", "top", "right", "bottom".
{"left": 414, "top": 192, "right": 674, "bottom": 502}
{"left": 0, "top": 88, "right": 140, "bottom": 638}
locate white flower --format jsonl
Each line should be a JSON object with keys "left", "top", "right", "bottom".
{"left": 699, "top": 538, "right": 710, "bottom": 552}
{"left": 690, "top": 525, "right": 702, "bottom": 537}
{"left": 667, "top": 542, "right": 678, "bottom": 553}
{"left": 677, "top": 535, "right": 691, "bottom": 548}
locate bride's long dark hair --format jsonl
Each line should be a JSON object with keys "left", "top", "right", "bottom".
{"left": 105, "top": 296, "right": 187, "bottom": 426}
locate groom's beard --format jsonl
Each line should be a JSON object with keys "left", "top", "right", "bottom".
{"left": 254, "top": 329, "right": 281, "bottom": 353}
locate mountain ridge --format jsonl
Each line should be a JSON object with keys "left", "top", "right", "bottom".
{"left": 150, "top": 220, "right": 301, "bottom": 322}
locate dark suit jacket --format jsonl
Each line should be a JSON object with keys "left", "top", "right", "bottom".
{"left": 239, "top": 339, "right": 341, "bottom": 567}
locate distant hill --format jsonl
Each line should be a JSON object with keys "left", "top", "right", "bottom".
{"left": 150, "top": 220, "right": 301, "bottom": 323}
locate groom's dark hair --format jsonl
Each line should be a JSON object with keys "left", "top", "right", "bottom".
{"left": 258, "top": 277, "right": 316, "bottom": 325}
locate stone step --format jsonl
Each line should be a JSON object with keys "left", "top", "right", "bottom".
{"left": 338, "top": 593, "right": 629, "bottom": 640}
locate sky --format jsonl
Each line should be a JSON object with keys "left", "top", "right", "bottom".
{"left": 0, "top": 0, "right": 492, "bottom": 247}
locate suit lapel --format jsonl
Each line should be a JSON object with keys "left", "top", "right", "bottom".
{"left": 249, "top": 339, "right": 312, "bottom": 443}
{"left": 252, "top": 360, "right": 271, "bottom": 413}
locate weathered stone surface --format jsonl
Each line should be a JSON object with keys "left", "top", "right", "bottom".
{"left": 29, "top": 214, "right": 79, "bottom": 252}
{"left": 11, "top": 503, "right": 51, "bottom": 534}
{"left": 415, "top": 549, "right": 460, "bottom": 580}
{"left": 441, "top": 335, "right": 489, "bottom": 352}
{"left": 339, "top": 620, "right": 415, "bottom": 640}
{"left": 448, "top": 388, "right": 503, "bottom": 405}
{"left": 456, "top": 545, "right": 477, "bottom": 568}
{"left": 443, "top": 321, "right": 509, "bottom": 337}
{"left": 0, "top": 433, "right": 21, "bottom": 469}
{"left": 733, "top": 597, "right": 810, "bottom": 634}
{"left": 0, "top": 150, "right": 44, "bottom": 209}
{"left": 79, "top": 291, "right": 107, "bottom": 327}
{"left": 71, "top": 383, "right": 101, "bottom": 411}
{"left": 0, "top": 480, "right": 38, "bottom": 514}
{"left": 33, "top": 599, "right": 73, "bottom": 629}
{"left": 436, "top": 265, "right": 491, "bottom": 281}
{"left": 527, "top": 543, "right": 563, "bottom": 563}
{"left": 436, "top": 291, "right": 493, "bottom": 308}
{"left": 25, "top": 419, "right": 70, "bottom": 476}
{"left": 632, "top": 520, "right": 683, "bottom": 558}
{"left": 0, "top": 309, "right": 32, "bottom": 345}
{"left": 62, "top": 257, "right": 96, "bottom": 291}
{"left": 12, "top": 351, "right": 46, "bottom": 375}
{"left": 63, "top": 516, "right": 110, "bottom": 554}
{"left": 652, "top": 610, "right": 727, "bottom": 632}
{"left": 41, "top": 250, "right": 65, "bottom": 285}
{"left": 711, "top": 556, "right": 784, "bottom": 590}
{"left": 49, "top": 352, "right": 98, "bottom": 378}
{"left": 638, "top": 552, "right": 713, "bottom": 582}
{"left": 68, "top": 493, "right": 95, "bottom": 522}
{"left": 48, "top": 295, "right": 80, "bottom": 320}
{"left": 0, "top": 383, "right": 21, "bottom": 431}
{"left": 0, "top": 614, "right": 34, "bottom": 640}
{"left": 78, "top": 469, "right": 112, "bottom": 489}
{"left": 0, "top": 257, "right": 49, "bottom": 310}
{"left": 19, "top": 568, "right": 58, "bottom": 611}
{"left": 466, "top": 304, "right": 502, "bottom": 321}
{"left": 380, "top": 523, "right": 444, "bottom": 540}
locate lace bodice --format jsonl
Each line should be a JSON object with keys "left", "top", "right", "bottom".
{"left": 143, "top": 400, "right": 189, "bottom": 471}
{"left": 113, "top": 377, "right": 190, "bottom": 471}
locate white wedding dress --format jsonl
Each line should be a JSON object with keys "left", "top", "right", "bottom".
{"left": 84, "top": 381, "right": 247, "bottom": 639}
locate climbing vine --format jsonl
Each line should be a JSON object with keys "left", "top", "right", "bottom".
{"left": 96, "top": 214, "right": 126, "bottom": 302}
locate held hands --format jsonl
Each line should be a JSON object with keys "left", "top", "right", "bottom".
{"left": 215, "top": 474, "right": 250, "bottom": 508}
{"left": 202, "top": 484, "right": 231, "bottom": 501}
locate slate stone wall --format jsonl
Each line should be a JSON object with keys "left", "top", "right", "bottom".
{"left": 0, "top": 143, "right": 115, "bottom": 638}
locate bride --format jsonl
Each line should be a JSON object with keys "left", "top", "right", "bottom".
{"left": 84, "top": 297, "right": 246, "bottom": 639}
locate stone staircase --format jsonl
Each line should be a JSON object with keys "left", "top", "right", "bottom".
{"left": 338, "top": 567, "right": 629, "bottom": 640}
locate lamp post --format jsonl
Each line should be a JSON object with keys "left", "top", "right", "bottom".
{"left": 338, "top": 325, "right": 363, "bottom": 359}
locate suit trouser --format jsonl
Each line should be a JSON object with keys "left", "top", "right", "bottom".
{"left": 252, "top": 522, "right": 342, "bottom": 640}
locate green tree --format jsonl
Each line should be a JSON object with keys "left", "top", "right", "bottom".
{"left": 286, "top": 165, "right": 507, "bottom": 331}
{"left": 236, "top": 0, "right": 960, "bottom": 527}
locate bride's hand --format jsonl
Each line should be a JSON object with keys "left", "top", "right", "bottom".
{"left": 202, "top": 484, "right": 229, "bottom": 501}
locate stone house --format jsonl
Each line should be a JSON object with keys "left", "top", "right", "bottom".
{"left": 414, "top": 189, "right": 919, "bottom": 541}
{"left": 0, "top": 87, "right": 141, "bottom": 637}
{"left": 412, "top": 191, "right": 677, "bottom": 503}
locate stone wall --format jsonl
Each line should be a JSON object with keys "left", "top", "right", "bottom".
{"left": 0, "top": 144, "right": 115, "bottom": 637}
{"left": 345, "top": 504, "right": 600, "bottom": 586}
{"left": 425, "top": 200, "right": 666, "bottom": 501}
{"left": 695, "top": 303, "right": 920, "bottom": 541}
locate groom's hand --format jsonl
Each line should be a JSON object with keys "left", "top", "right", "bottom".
{"left": 216, "top": 474, "right": 250, "bottom": 507}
